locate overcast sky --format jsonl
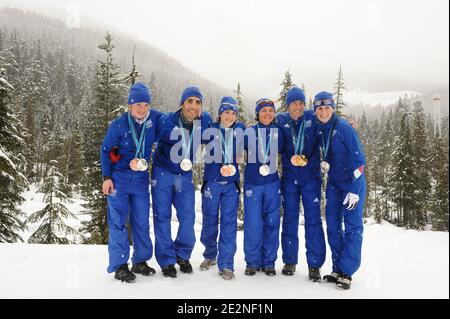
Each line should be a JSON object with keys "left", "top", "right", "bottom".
{"left": 1, "top": 0, "right": 449, "bottom": 97}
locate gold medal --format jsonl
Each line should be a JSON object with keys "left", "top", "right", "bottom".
{"left": 291, "top": 155, "right": 308, "bottom": 167}
{"left": 298, "top": 155, "right": 308, "bottom": 167}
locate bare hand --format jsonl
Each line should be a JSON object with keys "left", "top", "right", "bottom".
{"left": 102, "top": 179, "right": 115, "bottom": 196}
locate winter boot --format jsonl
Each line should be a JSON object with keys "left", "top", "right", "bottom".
{"left": 131, "top": 261, "right": 156, "bottom": 276}
{"left": 282, "top": 264, "right": 296, "bottom": 276}
{"left": 336, "top": 274, "right": 352, "bottom": 290}
{"left": 114, "top": 264, "right": 136, "bottom": 283}
{"left": 308, "top": 267, "right": 322, "bottom": 282}
{"left": 200, "top": 258, "right": 217, "bottom": 271}
{"left": 323, "top": 271, "right": 342, "bottom": 283}
{"left": 162, "top": 264, "right": 177, "bottom": 278}
{"left": 176, "top": 256, "right": 193, "bottom": 274}
{"left": 263, "top": 268, "right": 276, "bottom": 276}
{"left": 245, "top": 266, "right": 257, "bottom": 276}
{"left": 219, "top": 269, "right": 235, "bottom": 280}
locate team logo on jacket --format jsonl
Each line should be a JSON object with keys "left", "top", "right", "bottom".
{"left": 245, "top": 190, "right": 253, "bottom": 197}
{"left": 151, "top": 179, "right": 157, "bottom": 187}
{"left": 146, "top": 119, "right": 153, "bottom": 129}
{"left": 333, "top": 129, "right": 337, "bottom": 136}
{"left": 203, "top": 188, "right": 212, "bottom": 200}
{"left": 284, "top": 123, "right": 290, "bottom": 128}
{"left": 305, "top": 120, "right": 312, "bottom": 128}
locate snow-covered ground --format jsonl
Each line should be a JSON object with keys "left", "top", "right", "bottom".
{"left": 0, "top": 185, "right": 448, "bottom": 299}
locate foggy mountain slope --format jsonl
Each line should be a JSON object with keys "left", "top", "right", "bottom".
{"left": 0, "top": 7, "right": 238, "bottom": 112}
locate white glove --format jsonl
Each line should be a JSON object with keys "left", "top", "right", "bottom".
{"left": 343, "top": 192, "right": 359, "bottom": 210}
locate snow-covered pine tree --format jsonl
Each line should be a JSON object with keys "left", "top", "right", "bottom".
{"left": 64, "top": 120, "right": 84, "bottom": 190}
{"left": 66, "top": 55, "right": 83, "bottom": 109}
{"left": 22, "top": 39, "right": 51, "bottom": 182}
{"left": 307, "top": 97, "right": 313, "bottom": 110}
{"left": 80, "top": 32, "right": 125, "bottom": 244}
{"left": 277, "top": 70, "right": 295, "bottom": 113}
{"left": 410, "top": 101, "right": 430, "bottom": 229}
{"left": 27, "top": 160, "right": 78, "bottom": 244}
{"left": 0, "top": 68, "right": 27, "bottom": 242}
{"left": 233, "top": 82, "right": 249, "bottom": 225}
{"left": 149, "top": 71, "right": 161, "bottom": 109}
{"left": 233, "top": 82, "right": 249, "bottom": 124}
{"left": 430, "top": 134, "right": 449, "bottom": 231}
{"left": 379, "top": 108, "right": 395, "bottom": 222}
{"left": 390, "top": 110, "right": 415, "bottom": 227}
{"left": 357, "top": 111, "right": 372, "bottom": 217}
{"left": 371, "top": 118, "right": 384, "bottom": 222}
{"left": 392, "top": 97, "right": 409, "bottom": 136}
{"left": 333, "top": 64, "right": 346, "bottom": 116}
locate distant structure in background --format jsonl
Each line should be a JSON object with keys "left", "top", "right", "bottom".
{"left": 432, "top": 95, "right": 441, "bottom": 136}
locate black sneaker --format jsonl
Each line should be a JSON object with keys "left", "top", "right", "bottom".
{"left": 336, "top": 274, "right": 352, "bottom": 290}
{"left": 131, "top": 261, "right": 156, "bottom": 276}
{"left": 176, "top": 256, "right": 193, "bottom": 274}
{"left": 323, "top": 271, "right": 342, "bottom": 283}
{"left": 114, "top": 264, "right": 136, "bottom": 283}
{"left": 162, "top": 264, "right": 177, "bottom": 278}
{"left": 245, "top": 267, "right": 257, "bottom": 276}
{"left": 263, "top": 268, "right": 276, "bottom": 276}
{"left": 282, "top": 264, "right": 296, "bottom": 276}
{"left": 308, "top": 267, "right": 322, "bottom": 282}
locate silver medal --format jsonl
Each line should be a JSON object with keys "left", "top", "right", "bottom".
{"left": 180, "top": 158, "right": 193, "bottom": 172}
{"left": 259, "top": 164, "right": 270, "bottom": 176}
{"left": 137, "top": 158, "right": 148, "bottom": 171}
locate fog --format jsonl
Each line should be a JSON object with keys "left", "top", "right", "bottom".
{"left": 1, "top": 0, "right": 448, "bottom": 97}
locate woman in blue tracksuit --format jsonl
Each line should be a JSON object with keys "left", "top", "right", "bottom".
{"left": 276, "top": 86, "right": 326, "bottom": 282}
{"left": 243, "top": 98, "right": 284, "bottom": 276}
{"left": 100, "top": 82, "right": 162, "bottom": 283}
{"left": 199, "top": 96, "right": 246, "bottom": 280}
{"left": 151, "top": 86, "right": 212, "bottom": 278}
{"left": 313, "top": 91, "right": 366, "bottom": 290}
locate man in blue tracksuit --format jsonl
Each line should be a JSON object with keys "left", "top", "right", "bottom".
{"left": 200, "top": 96, "right": 246, "bottom": 280}
{"left": 313, "top": 91, "right": 366, "bottom": 290}
{"left": 243, "top": 98, "right": 284, "bottom": 276}
{"left": 100, "top": 82, "right": 162, "bottom": 283}
{"left": 151, "top": 86, "right": 212, "bottom": 278}
{"left": 276, "top": 86, "right": 326, "bottom": 282}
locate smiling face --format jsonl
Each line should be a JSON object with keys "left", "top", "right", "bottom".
{"left": 182, "top": 97, "right": 202, "bottom": 121}
{"left": 315, "top": 105, "right": 334, "bottom": 123}
{"left": 258, "top": 107, "right": 275, "bottom": 126}
{"left": 288, "top": 100, "right": 305, "bottom": 120}
{"left": 220, "top": 110, "right": 237, "bottom": 128}
{"left": 130, "top": 102, "right": 150, "bottom": 120}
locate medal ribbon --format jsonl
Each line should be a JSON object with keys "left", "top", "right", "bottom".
{"left": 128, "top": 112, "right": 147, "bottom": 159}
{"left": 179, "top": 118, "right": 196, "bottom": 160}
{"left": 290, "top": 118, "right": 306, "bottom": 156}
{"left": 257, "top": 124, "right": 273, "bottom": 165}
{"left": 320, "top": 117, "right": 338, "bottom": 161}
{"left": 220, "top": 126, "right": 234, "bottom": 164}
